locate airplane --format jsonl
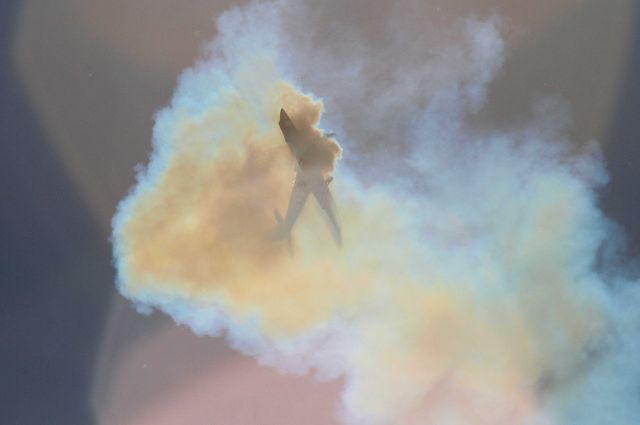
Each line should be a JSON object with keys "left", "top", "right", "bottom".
{"left": 271, "top": 108, "right": 342, "bottom": 252}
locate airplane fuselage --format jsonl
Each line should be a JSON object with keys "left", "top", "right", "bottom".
{"left": 278, "top": 110, "right": 314, "bottom": 168}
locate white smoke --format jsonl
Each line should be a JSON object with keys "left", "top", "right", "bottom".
{"left": 112, "top": 1, "right": 640, "bottom": 424}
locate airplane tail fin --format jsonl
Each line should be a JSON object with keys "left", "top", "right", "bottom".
{"left": 270, "top": 210, "right": 293, "bottom": 258}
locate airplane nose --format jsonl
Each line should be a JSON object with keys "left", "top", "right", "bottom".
{"left": 279, "top": 108, "right": 297, "bottom": 132}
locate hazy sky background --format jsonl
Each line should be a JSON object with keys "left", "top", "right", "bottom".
{"left": 2, "top": 0, "right": 640, "bottom": 424}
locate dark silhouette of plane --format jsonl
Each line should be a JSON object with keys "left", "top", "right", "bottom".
{"left": 271, "top": 109, "right": 341, "bottom": 253}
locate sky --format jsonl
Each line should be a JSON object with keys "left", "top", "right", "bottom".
{"left": 2, "top": 1, "right": 640, "bottom": 424}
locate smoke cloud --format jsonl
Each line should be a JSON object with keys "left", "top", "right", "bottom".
{"left": 112, "top": 1, "right": 640, "bottom": 424}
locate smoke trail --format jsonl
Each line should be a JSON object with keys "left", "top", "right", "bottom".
{"left": 112, "top": 1, "right": 640, "bottom": 424}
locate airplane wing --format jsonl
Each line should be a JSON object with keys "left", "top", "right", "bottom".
{"left": 309, "top": 176, "right": 342, "bottom": 246}
{"left": 282, "top": 174, "right": 311, "bottom": 230}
